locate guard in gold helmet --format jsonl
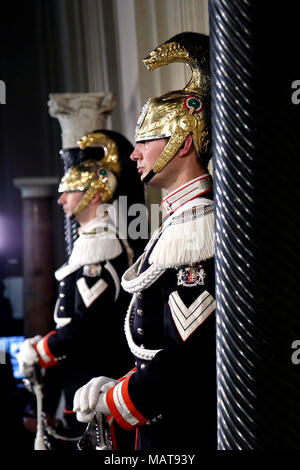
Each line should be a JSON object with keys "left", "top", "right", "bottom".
{"left": 58, "top": 131, "right": 121, "bottom": 218}
{"left": 74, "top": 33, "right": 216, "bottom": 451}
{"left": 135, "top": 31, "right": 211, "bottom": 184}
{"left": 18, "top": 130, "right": 144, "bottom": 449}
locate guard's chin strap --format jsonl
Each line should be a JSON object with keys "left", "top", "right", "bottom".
{"left": 143, "top": 170, "right": 156, "bottom": 185}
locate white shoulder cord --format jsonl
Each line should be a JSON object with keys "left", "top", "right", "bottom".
{"left": 121, "top": 263, "right": 165, "bottom": 294}
{"left": 124, "top": 295, "right": 162, "bottom": 360}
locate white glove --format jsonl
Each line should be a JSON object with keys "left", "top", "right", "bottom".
{"left": 73, "top": 376, "right": 118, "bottom": 423}
{"left": 17, "top": 335, "right": 42, "bottom": 377}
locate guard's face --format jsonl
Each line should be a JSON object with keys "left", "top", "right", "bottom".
{"left": 57, "top": 191, "right": 84, "bottom": 218}
{"left": 130, "top": 138, "right": 168, "bottom": 184}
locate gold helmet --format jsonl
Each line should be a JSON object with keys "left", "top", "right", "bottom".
{"left": 135, "top": 32, "right": 211, "bottom": 184}
{"left": 58, "top": 131, "right": 121, "bottom": 217}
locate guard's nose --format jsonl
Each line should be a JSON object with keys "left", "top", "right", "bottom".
{"left": 130, "top": 143, "right": 143, "bottom": 161}
{"left": 57, "top": 192, "right": 66, "bottom": 205}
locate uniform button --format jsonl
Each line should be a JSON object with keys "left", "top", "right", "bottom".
{"left": 137, "top": 309, "right": 144, "bottom": 317}
{"left": 59, "top": 293, "right": 65, "bottom": 298}
{"left": 137, "top": 292, "right": 142, "bottom": 299}
{"left": 140, "top": 363, "right": 146, "bottom": 370}
{"left": 60, "top": 305, "right": 65, "bottom": 311}
{"left": 137, "top": 328, "right": 144, "bottom": 335}
{"left": 134, "top": 361, "right": 137, "bottom": 366}
{"left": 60, "top": 281, "right": 65, "bottom": 286}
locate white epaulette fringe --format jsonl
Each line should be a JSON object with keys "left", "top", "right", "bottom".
{"left": 55, "top": 223, "right": 123, "bottom": 281}
{"left": 68, "top": 230, "right": 123, "bottom": 266}
{"left": 120, "top": 200, "right": 214, "bottom": 294}
{"left": 148, "top": 201, "right": 215, "bottom": 269}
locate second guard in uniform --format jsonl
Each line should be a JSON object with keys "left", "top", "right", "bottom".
{"left": 18, "top": 130, "right": 144, "bottom": 447}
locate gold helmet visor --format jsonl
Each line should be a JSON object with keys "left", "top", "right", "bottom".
{"left": 135, "top": 91, "right": 209, "bottom": 184}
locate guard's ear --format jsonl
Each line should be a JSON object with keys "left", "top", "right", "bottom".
{"left": 91, "top": 192, "right": 102, "bottom": 205}
{"left": 177, "top": 133, "right": 193, "bottom": 158}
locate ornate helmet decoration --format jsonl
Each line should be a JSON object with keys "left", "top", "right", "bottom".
{"left": 135, "top": 32, "right": 211, "bottom": 184}
{"left": 58, "top": 131, "right": 121, "bottom": 217}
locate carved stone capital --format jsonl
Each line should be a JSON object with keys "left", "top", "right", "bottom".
{"left": 13, "top": 177, "right": 59, "bottom": 198}
{"left": 48, "top": 92, "right": 117, "bottom": 148}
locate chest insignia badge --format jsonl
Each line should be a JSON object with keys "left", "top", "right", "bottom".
{"left": 83, "top": 263, "right": 102, "bottom": 277}
{"left": 177, "top": 265, "right": 206, "bottom": 287}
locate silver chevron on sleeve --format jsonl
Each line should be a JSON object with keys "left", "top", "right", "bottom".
{"left": 168, "top": 290, "right": 215, "bottom": 341}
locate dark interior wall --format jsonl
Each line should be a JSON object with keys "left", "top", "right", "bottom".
{"left": 0, "top": 1, "right": 67, "bottom": 274}
{"left": 0, "top": 0, "right": 121, "bottom": 277}
{"left": 0, "top": 0, "right": 125, "bottom": 277}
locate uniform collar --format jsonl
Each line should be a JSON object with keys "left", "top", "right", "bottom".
{"left": 78, "top": 214, "right": 109, "bottom": 235}
{"left": 161, "top": 174, "right": 213, "bottom": 216}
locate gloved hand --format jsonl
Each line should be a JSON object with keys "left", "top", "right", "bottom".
{"left": 17, "top": 335, "right": 42, "bottom": 378}
{"left": 73, "top": 376, "right": 118, "bottom": 423}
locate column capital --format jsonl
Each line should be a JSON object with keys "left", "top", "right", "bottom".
{"left": 13, "top": 177, "right": 59, "bottom": 199}
{"left": 48, "top": 92, "right": 117, "bottom": 148}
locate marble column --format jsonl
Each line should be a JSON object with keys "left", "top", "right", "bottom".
{"left": 14, "top": 177, "right": 58, "bottom": 337}
{"left": 48, "top": 92, "right": 116, "bottom": 147}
